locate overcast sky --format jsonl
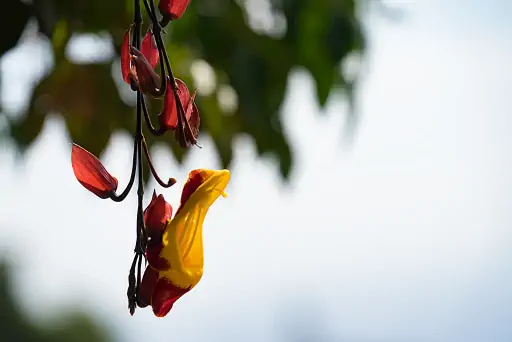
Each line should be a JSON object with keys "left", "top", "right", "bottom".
{"left": 1, "top": 1, "right": 512, "bottom": 341}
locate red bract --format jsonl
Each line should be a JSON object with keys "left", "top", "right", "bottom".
{"left": 150, "top": 276, "right": 189, "bottom": 317}
{"left": 158, "top": 78, "right": 190, "bottom": 130}
{"left": 121, "top": 29, "right": 131, "bottom": 84}
{"left": 144, "top": 192, "right": 173, "bottom": 271}
{"left": 130, "top": 46, "right": 161, "bottom": 95}
{"left": 138, "top": 266, "right": 189, "bottom": 316}
{"left": 143, "top": 191, "right": 173, "bottom": 239}
{"left": 71, "top": 144, "right": 118, "bottom": 199}
{"left": 158, "top": 78, "right": 200, "bottom": 146}
{"left": 158, "top": 0, "right": 191, "bottom": 21}
{"left": 121, "top": 28, "right": 161, "bottom": 95}
{"left": 137, "top": 266, "right": 159, "bottom": 308}
{"left": 141, "top": 30, "right": 159, "bottom": 69}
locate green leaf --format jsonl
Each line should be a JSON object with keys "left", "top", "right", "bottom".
{"left": 18, "top": 61, "right": 133, "bottom": 157}
{"left": 2, "top": 0, "right": 367, "bottom": 181}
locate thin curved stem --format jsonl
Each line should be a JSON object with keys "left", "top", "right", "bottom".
{"left": 145, "top": 0, "right": 188, "bottom": 144}
{"left": 146, "top": 0, "right": 191, "bottom": 147}
{"left": 155, "top": 53, "right": 167, "bottom": 96}
{"left": 127, "top": 0, "right": 146, "bottom": 316}
{"left": 135, "top": 94, "right": 144, "bottom": 256}
{"left": 142, "top": 0, "right": 167, "bottom": 97}
{"left": 109, "top": 139, "right": 137, "bottom": 202}
{"left": 153, "top": 31, "right": 194, "bottom": 146}
{"left": 134, "top": 0, "right": 143, "bottom": 251}
{"left": 147, "top": 0, "right": 170, "bottom": 28}
{"left": 147, "top": 31, "right": 167, "bottom": 97}
{"left": 143, "top": 0, "right": 197, "bottom": 148}
{"left": 148, "top": 0, "right": 158, "bottom": 20}
{"left": 174, "top": 87, "right": 198, "bottom": 147}
{"left": 142, "top": 137, "right": 177, "bottom": 188}
{"left": 143, "top": 0, "right": 156, "bottom": 22}
{"left": 141, "top": 94, "right": 165, "bottom": 136}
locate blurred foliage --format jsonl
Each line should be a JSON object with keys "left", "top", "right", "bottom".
{"left": 1, "top": 0, "right": 367, "bottom": 180}
{"left": 0, "top": 260, "right": 112, "bottom": 342}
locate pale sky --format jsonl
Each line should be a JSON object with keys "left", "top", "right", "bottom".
{"left": 1, "top": 1, "right": 512, "bottom": 342}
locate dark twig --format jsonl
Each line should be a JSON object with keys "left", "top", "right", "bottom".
{"left": 135, "top": 92, "right": 144, "bottom": 255}
{"left": 143, "top": 0, "right": 156, "bottom": 22}
{"left": 142, "top": 0, "right": 167, "bottom": 97}
{"left": 142, "top": 137, "right": 177, "bottom": 188}
{"left": 147, "top": 0, "right": 193, "bottom": 147}
{"left": 109, "top": 138, "right": 138, "bottom": 202}
{"left": 141, "top": 94, "right": 165, "bottom": 136}
{"left": 126, "top": 0, "right": 146, "bottom": 315}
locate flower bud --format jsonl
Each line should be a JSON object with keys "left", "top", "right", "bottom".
{"left": 71, "top": 144, "right": 118, "bottom": 199}
{"left": 143, "top": 191, "right": 173, "bottom": 239}
{"left": 130, "top": 46, "right": 161, "bottom": 96}
{"left": 158, "top": 0, "right": 191, "bottom": 21}
{"left": 158, "top": 78, "right": 200, "bottom": 147}
{"left": 158, "top": 78, "right": 190, "bottom": 130}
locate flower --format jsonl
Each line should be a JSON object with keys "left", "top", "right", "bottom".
{"left": 158, "top": 78, "right": 200, "bottom": 147}
{"left": 121, "top": 28, "right": 161, "bottom": 95}
{"left": 138, "top": 169, "right": 230, "bottom": 317}
{"left": 158, "top": 0, "right": 191, "bottom": 21}
{"left": 71, "top": 144, "right": 118, "bottom": 198}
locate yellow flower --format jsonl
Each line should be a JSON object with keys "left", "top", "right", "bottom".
{"left": 138, "top": 169, "right": 230, "bottom": 317}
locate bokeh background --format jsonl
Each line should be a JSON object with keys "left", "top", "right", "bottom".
{"left": 1, "top": 0, "right": 512, "bottom": 341}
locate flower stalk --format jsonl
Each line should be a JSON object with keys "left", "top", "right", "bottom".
{"left": 71, "top": 0, "right": 214, "bottom": 317}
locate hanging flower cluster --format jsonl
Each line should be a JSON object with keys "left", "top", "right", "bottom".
{"left": 70, "top": 0, "right": 230, "bottom": 317}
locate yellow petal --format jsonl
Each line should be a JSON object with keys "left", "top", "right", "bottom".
{"left": 160, "top": 169, "right": 230, "bottom": 288}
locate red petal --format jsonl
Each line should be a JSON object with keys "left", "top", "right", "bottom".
{"left": 138, "top": 266, "right": 160, "bottom": 308}
{"left": 141, "top": 29, "right": 159, "bottom": 69}
{"left": 121, "top": 28, "right": 131, "bottom": 84}
{"left": 151, "top": 278, "right": 189, "bottom": 317}
{"left": 158, "top": 0, "right": 191, "bottom": 20}
{"left": 143, "top": 191, "right": 173, "bottom": 239}
{"left": 175, "top": 169, "right": 205, "bottom": 215}
{"left": 146, "top": 240, "right": 171, "bottom": 271}
{"left": 71, "top": 144, "right": 118, "bottom": 199}
{"left": 158, "top": 78, "right": 191, "bottom": 131}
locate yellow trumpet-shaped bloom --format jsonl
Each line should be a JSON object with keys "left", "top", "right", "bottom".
{"left": 161, "top": 168, "right": 230, "bottom": 288}
{"left": 139, "top": 169, "right": 230, "bottom": 317}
